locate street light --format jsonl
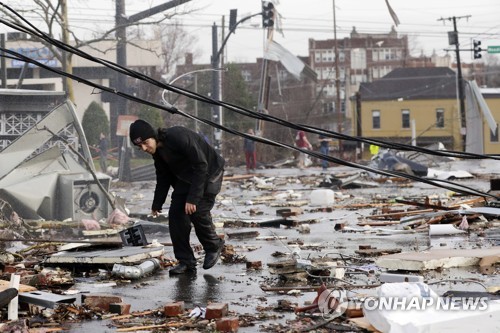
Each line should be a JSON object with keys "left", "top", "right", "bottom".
{"left": 161, "top": 67, "right": 227, "bottom": 134}
{"left": 161, "top": 67, "right": 227, "bottom": 105}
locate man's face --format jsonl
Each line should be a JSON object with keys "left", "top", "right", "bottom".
{"left": 136, "top": 138, "right": 157, "bottom": 155}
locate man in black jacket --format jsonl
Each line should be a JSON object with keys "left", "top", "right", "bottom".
{"left": 129, "top": 120, "right": 225, "bottom": 275}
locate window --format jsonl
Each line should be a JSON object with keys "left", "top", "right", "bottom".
{"left": 372, "top": 110, "right": 380, "bottom": 129}
{"left": 241, "top": 70, "right": 251, "bottom": 82}
{"left": 314, "top": 51, "right": 321, "bottom": 62}
{"left": 436, "top": 108, "right": 444, "bottom": 128}
{"left": 491, "top": 124, "right": 499, "bottom": 142}
{"left": 323, "top": 102, "right": 334, "bottom": 113}
{"left": 401, "top": 109, "right": 410, "bottom": 128}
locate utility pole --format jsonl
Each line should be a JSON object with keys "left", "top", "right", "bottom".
{"left": 113, "top": 0, "right": 192, "bottom": 181}
{"left": 333, "top": 0, "right": 342, "bottom": 157}
{"left": 60, "top": 0, "right": 74, "bottom": 102}
{"left": 438, "top": 15, "right": 470, "bottom": 152}
{"left": 1, "top": 34, "right": 6, "bottom": 88}
{"left": 211, "top": 23, "right": 222, "bottom": 153}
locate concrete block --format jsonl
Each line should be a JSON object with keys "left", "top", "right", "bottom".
{"left": 215, "top": 317, "right": 239, "bottom": 332}
{"left": 164, "top": 301, "right": 185, "bottom": 317}
{"left": 82, "top": 294, "right": 123, "bottom": 312}
{"left": 205, "top": 302, "right": 228, "bottom": 320}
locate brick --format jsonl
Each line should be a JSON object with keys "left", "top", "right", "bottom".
{"left": 205, "top": 303, "right": 228, "bottom": 320}
{"left": 82, "top": 294, "right": 123, "bottom": 312}
{"left": 215, "top": 317, "right": 239, "bottom": 332}
{"left": 3, "top": 265, "right": 17, "bottom": 274}
{"left": 246, "top": 261, "right": 262, "bottom": 270}
{"left": 109, "top": 302, "right": 131, "bottom": 315}
{"left": 344, "top": 304, "right": 363, "bottom": 318}
{"left": 164, "top": 301, "right": 185, "bottom": 317}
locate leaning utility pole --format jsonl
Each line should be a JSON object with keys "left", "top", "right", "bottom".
{"left": 438, "top": 15, "right": 470, "bottom": 152}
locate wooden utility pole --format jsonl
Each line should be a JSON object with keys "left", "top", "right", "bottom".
{"left": 113, "top": 0, "right": 192, "bottom": 181}
{"left": 333, "top": 0, "right": 342, "bottom": 156}
{"left": 438, "top": 15, "right": 470, "bottom": 152}
{"left": 60, "top": 0, "right": 74, "bottom": 102}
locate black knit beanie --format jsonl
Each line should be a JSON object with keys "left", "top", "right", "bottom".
{"left": 129, "top": 119, "right": 156, "bottom": 145}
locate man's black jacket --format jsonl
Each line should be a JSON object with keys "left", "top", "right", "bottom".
{"left": 151, "top": 126, "right": 224, "bottom": 211}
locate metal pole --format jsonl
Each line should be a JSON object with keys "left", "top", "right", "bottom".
{"left": 211, "top": 23, "right": 222, "bottom": 153}
{"left": 115, "top": 0, "right": 130, "bottom": 182}
{"left": 1, "top": 34, "right": 6, "bottom": 88}
{"left": 333, "top": 0, "right": 342, "bottom": 156}
{"left": 194, "top": 73, "right": 199, "bottom": 133}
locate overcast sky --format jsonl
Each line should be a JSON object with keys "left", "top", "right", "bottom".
{"left": 123, "top": 0, "right": 500, "bottom": 64}
{"left": 4, "top": 0, "right": 500, "bottom": 64}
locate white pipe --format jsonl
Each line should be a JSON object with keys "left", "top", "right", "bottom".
{"left": 112, "top": 258, "right": 160, "bottom": 279}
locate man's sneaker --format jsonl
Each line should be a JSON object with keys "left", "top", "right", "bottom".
{"left": 169, "top": 263, "right": 197, "bottom": 275}
{"left": 203, "top": 240, "right": 225, "bottom": 270}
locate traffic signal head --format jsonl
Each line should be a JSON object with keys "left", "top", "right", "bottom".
{"left": 473, "top": 40, "right": 482, "bottom": 59}
{"left": 262, "top": 1, "right": 275, "bottom": 28}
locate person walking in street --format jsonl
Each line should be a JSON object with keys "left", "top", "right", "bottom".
{"left": 295, "top": 130, "right": 312, "bottom": 169}
{"left": 98, "top": 132, "right": 108, "bottom": 173}
{"left": 243, "top": 128, "right": 257, "bottom": 173}
{"left": 129, "top": 119, "right": 225, "bottom": 275}
{"left": 318, "top": 134, "right": 331, "bottom": 171}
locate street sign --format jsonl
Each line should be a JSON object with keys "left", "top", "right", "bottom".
{"left": 487, "top": 46, "right": 500, "bottom": 54}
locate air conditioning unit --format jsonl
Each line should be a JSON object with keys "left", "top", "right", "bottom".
{"left": 57, "top": 173, "right": 111, "bottom": 221}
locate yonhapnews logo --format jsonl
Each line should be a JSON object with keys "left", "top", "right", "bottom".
{"left": 317, "top": 286, "right": 349, "bottom": 319}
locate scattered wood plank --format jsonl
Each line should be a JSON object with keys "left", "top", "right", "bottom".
{"left": 357, "top": 220, "right": 400, "bottom": 227}
{"left": 362, "top": 209, "right": 435, "bottom": 220}
{"left": 355, "top": 248, "right": 402, "bottom": 257}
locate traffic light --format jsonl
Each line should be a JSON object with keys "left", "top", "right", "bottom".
{"left": 262, "top": 1, "right": 275, "bottom": 28}
{"left": 229, "top": 9, "right": 237, "bottom": 32}
{"left": 473, "top": 40, "right": 482, "bottom": 59}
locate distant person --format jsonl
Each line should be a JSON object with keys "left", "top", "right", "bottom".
{"left": 318, "top": 134, "right": 331, "bottom": 171}
{"left": 243, "top": 128, "right": 256, "bottom": 173}
{"left": 129, "top": 119, "right": 225, "bottom": 275}
{"left": 370, "top": 144, "right": 380, "bottom": 157}
{"left": 98, "top": 132, "right": 108, "bottom": 173}
{"left": 295, "top": 130, "right": 312, "bottom": 169}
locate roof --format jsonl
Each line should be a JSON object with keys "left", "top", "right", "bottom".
{"left": 359, "top": 67, "right": 457, "bottom": 101}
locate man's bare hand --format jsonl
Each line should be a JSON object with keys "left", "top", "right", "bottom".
{"left": 185, "top": 202, "right": 197, "bottom": 215}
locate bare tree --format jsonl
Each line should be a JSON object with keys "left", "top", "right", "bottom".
{"left": 154, "top": 20, "right": 201, "bottom": 79}
{"left": 0, "top": 0, "right": 196, "bottom": 100}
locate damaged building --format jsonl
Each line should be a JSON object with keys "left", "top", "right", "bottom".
{"left": 0, "top": 89, "right": 111, "bottom": 221}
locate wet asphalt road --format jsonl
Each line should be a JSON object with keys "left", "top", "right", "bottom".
{"left": 66, "top": 162, "right": 500, "bottom": 332}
